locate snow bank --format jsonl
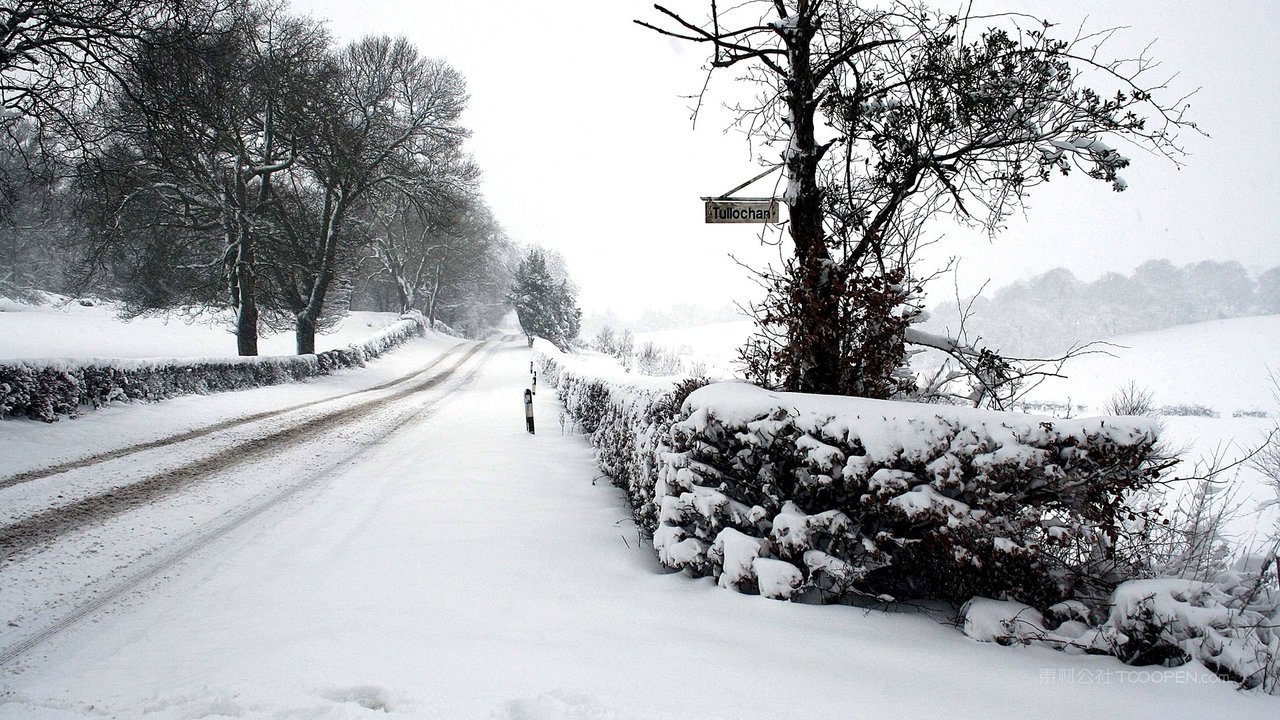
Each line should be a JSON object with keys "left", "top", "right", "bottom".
{"left": 0, "top": 313, "right": 432, "bottom": 422}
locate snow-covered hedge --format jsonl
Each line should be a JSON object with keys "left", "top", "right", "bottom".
{"left": 655, "top": 383, "right": 1165, "bottom": 607}
{"left": 542, "top": 345, "right": 1279, "bottom": 692}
{"left": 1, "top": 313, "right": 430, "bottom": 422}
{"left": 960, "top": 571, "right": 1280, "bottom": 692}
{"left": 545, "top": 348, "right": 1168, "bottom": 609}
{"left": 540, "top": 348, "right": 1165, "bottom": 607}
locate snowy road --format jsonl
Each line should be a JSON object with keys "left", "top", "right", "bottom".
{"left": 0, "top": 338, "right": 497, "bottom": 667}
{"left": 0, "top": 336, "right": 1275, "bottom": 719}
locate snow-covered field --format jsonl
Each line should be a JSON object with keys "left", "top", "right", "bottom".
{"left": 634, "top": 319, "right": 753, "bottom": 378}
{"left": 1021, "top": 316, "right": 1280, "bottom": 547}
{"left": 0, "top": 307, "right": 1276, "bottom": 717}
{"left": 0, "top": 294, "right": 405, "bottom": 360}
{"left": 1022, "top": 315, "right": 1280, "bottom": 417}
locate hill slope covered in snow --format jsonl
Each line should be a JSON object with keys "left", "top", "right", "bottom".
{"left": 1024, "top": 314, "right": 1280, "bottom": 417}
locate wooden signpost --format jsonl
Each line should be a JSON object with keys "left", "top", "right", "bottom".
{"left": 703, "top": 165, "right": 783, "bottom": 224}
{"left": 703, "top": 198, "right": 779, "bottom": 224}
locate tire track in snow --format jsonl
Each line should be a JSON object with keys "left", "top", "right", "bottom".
{"left": 0, "top": 341, "right": 489, "bottom": 561}
{"left": 0, "top": 341, "right": 474, "bottom": 491}
{"left": 0, "top": 339, "right": 505, "bottom": 668}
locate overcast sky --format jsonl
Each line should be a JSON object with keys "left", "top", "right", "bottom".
{"left": 297, "top": 0, "right": 1280, "bottom": 316}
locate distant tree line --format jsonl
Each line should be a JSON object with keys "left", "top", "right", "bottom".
{"left": 924, "top": 260, "right": 1280, "bottom": 356}
{"left": 0, "top": 0, "right": 531, "bottom": 353}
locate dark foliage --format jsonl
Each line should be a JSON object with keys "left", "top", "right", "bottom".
{"left": 510, "top": 248, "right": 580, "bottom": 351}
{"left": 741, "top": 266, "right": 919, "bottom": 399}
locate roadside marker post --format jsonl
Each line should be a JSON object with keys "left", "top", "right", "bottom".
{"left": 532, "top": 371, "right": 537, "bottom": 395}
{"left": 524, "top": 389, "right": 535, "bottom": 434}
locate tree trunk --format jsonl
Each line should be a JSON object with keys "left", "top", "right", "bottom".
{"left": 236, "top": 292, "right": 259, "bottom": 356}
{"left": 427, "top": 262, "right": 443, "bottom": 324}
{"left": 235, "top": 252, "right": 259, "bottom": 358}
{"left": 296, "top": 188, "right": 345, "bottom": 355}
{"left": 295, "top": 312, "right": 317, "bottom": 354}
{"left": 226, "top": 183, "right": 259, "bottom": 357}
{"left": 397, "top": 283, "right": 414, "bottom": 314}
{"left": 782, "top": 18, "right": 840, "bottom": 394}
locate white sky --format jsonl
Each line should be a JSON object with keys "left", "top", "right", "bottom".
{"left": 297, "top": 0, "right": 1280, "bottom": 316}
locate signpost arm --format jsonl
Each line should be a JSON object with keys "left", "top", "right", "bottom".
{"left": 715, "top": 163, "right": 782, "bottom": 199}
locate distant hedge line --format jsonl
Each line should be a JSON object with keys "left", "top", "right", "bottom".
{"left": 1, "top": 313, "right": 434, "bottom": 422}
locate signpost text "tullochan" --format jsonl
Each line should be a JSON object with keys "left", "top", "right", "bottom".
{"left": 704, "top": 199, "right": 779, "bottom": 224}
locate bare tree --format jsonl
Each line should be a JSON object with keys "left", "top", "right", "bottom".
{"left": 0, "top": 120, "right": 72, "bottom": 300}
{"left": 77, "top": 6, "right": 327, "bottom": 354}
{"left": 279, "top": 36, "right": 470, "bottom": 354}
{"left": 639, "top": 1, "right": 1198, "bottom": 400}
{"left": 360, "top": 156, "right": 482, "bottom": 317}
{"left": 0, "top": 0, "right": 232, "bottom": 149}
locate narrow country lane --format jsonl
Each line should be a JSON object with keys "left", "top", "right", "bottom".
{"left": 0, "top": 338, "right": 1273, "bottom": 720}
{"left": 0, "top": 337, "right": 497, "bottom": 667}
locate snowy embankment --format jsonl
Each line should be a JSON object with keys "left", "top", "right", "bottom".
{"left": 539, "top": 341, "right": 1280, "bottom": 695}
{"left": 2, "top": 338, "right": 1273, "bottom": 718}
{"left": 0, "top": 295, "right": 449, "bottom": 421}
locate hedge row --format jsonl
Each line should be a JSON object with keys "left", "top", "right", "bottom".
{"left": 542, "top": 348, "right": 1165, "bottom": 607}
{"left": 540, "top": 347, "right": 1279, "bottom": 691}
{"left": 656, "top": 383, "right": 1169, "bottom": 608}
{"left": 1, "top": 313, "right": 432, "bottom": 422}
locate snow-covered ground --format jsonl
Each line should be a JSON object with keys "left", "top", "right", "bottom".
{"left": 0, "top": 305, "right": 1276, "bottom": 716}
{"left": 0, "top": 294, "right": 405, "bottom": 360}
{"left": 2, "top": 334, "right": 1273, "bottom": 718}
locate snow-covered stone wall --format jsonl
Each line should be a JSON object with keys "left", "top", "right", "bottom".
{"left": 1, "top": 313, "right": 431, "bottom": 422}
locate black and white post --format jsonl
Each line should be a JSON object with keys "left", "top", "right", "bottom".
{"left": 524, "top": 388, "right": 535, "bottom": 434}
